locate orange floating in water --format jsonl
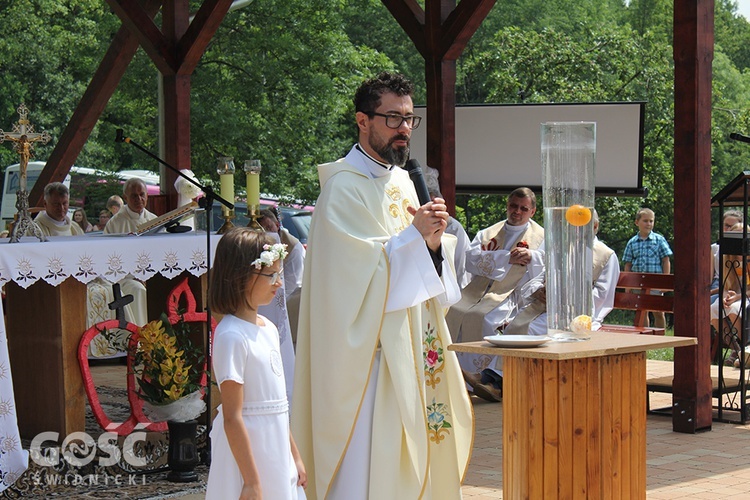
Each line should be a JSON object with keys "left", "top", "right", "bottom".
{"left": 565, "top": 205, "right": 592, "bottom": 226}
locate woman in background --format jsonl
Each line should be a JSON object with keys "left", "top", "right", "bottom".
{"left": 73, "top": 208, "right": 94, "bottom": 232}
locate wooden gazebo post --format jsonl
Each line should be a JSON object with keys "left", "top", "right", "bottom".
{"left": 671, "top": 0, "right": 714, "bottom": 433}
{"left": 383, "top": 0, "right": 496, "bottom": 214}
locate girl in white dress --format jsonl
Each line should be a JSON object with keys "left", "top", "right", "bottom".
{"left": 206, "top": 228, "right": 307, "bottom": 499}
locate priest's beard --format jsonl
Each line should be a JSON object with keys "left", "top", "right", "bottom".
{"left": 369, "top": 132, "right": 410, "bottom": 167}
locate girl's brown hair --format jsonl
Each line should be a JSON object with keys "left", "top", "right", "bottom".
{"left": 208, "top": 228, "right": 276, "bottom": 315}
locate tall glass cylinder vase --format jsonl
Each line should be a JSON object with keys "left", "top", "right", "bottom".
{"left": 541, "top": 122, "right": 596, "bottom": 341}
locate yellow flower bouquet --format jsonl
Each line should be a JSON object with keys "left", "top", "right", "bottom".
{"left": 131, "top": 313, "right": 206, "bottom": 422}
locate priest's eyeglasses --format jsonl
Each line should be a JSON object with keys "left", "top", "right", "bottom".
{"left": 254, "top": 269, "right": 283, "bottom": 285}
{"left": 371, "top": 112, "right": 422, "bottom": 130}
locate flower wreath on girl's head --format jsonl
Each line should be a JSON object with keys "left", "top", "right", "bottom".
{"left": 252, "top": 243, "right": 287, "bottom": 269}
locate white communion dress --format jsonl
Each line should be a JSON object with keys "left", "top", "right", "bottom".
{"left": 206, "top": 314, "right": 305, "bottom": 499}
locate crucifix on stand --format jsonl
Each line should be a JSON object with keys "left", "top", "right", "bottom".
{"left": 0, "top": 103, "right": 51, "bottom": 243}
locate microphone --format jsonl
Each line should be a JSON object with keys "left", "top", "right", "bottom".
{"left": 405, "top": 158, "right": 432, "bottom": 206}
{"left": 115, "top": 129, "right": 129, "bottom": 143}
{"left": 730, "top": 132, "right": 750, "bottom": 144}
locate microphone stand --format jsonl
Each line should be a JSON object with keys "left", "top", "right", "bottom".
{"left": 116, "top": 128, "right": 232, "bottom": 466}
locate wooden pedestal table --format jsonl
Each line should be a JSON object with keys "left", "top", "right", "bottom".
{"left": 449, "top": 331, "right": 696, "bottom": 499}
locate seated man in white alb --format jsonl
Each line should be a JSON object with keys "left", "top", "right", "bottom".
{"left": 104, "top": 178, "right": 157, "bottom": 234}
{"left": 35, "top": 182, "right": 84, "bottom": 237}
{"left": 446, "top": 188, "right": 544, "bottom": 401}
{"left": 506, "top": 209, "right": 620, "bottom": 336}
{"left": 99, "top": 178, "right": 156, "bottom": 330}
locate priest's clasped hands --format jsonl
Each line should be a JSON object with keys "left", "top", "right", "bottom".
{"left": 408, "top": 197, "right": 449, "bottom": 252}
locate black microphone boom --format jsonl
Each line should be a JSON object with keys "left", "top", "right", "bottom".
{"left": 730, "top": 132, "right": 750, "bottom": 144}
{"left": 405, "top": 158, "right": 432, "bottom": 206}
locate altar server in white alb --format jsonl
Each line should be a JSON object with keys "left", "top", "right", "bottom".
{"left": 104, "top": 178, "right": 156, "bottom": 233}
{"left": 258, "top": 208, "right": 306, "bottom": 299}
{"left": 292, "top": 72, "right": 473, "bottom": 500}
{"left": 35, "top": 182, "right": 84, "bottom": 236}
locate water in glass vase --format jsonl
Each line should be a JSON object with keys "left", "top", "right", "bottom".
{"left": 545, "top": 206, "right": 594, "bottom": 341}
{"left": 541, "top": 121, "right": 596, "bottom": 341}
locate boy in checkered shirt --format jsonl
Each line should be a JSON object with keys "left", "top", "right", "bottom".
{"left": 622, "top": 207, "right": 673, "bottom": 328}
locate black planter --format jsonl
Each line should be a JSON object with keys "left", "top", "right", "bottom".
{"left": 166, "top": 419, "right": 200, "bottom": 482}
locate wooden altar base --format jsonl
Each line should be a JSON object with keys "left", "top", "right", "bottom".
{"left": 5, "top": 278, "right": 87, "bottom": 439}
{"left": 4, "top": 273, "right": 208, "bottom": 440}
{"left": 504, "top": 354, "right": 646, "bottom": 498}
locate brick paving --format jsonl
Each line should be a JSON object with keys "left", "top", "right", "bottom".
{"left": 93, "top": 360, "right": 750, "bottom": 499}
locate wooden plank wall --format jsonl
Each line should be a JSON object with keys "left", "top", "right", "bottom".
{"left": 504, "top": 354, "right": 646, "bottom": 498}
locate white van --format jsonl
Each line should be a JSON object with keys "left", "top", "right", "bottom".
{"left": 1, "top": 161, "right": 71, "bottom": 229}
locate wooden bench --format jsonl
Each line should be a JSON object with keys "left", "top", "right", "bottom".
{"left": 599, "top": 272, "right": 743, "bottom": 413}
{"left": 599, "top": 271, "right": 674, "bottom": 335}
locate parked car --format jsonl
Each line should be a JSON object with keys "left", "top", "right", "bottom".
{"left": 196, "top": 200, "right": 312, "bottom": 244}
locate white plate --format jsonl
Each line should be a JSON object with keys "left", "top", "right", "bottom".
{"left": 483, "top": 335, "right": 551, "bottom": 347}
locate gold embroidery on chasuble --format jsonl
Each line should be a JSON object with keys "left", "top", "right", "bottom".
{"left": 385, "top": 185, "right": 412, "bottom": 232}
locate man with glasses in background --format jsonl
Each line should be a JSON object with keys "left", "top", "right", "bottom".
{"left": 446, "top": 187, "right": 545, "bottom": 401}
{"left": 292, "top": 72, "right": 472, "bottom": 500}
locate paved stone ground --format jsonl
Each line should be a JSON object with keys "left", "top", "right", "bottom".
{"left": 90, "top": 360, "right": 750, "bottom": 499}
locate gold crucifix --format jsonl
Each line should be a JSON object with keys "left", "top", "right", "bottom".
{"left": 0, "top": 103, "right": 52, "bottom": 242}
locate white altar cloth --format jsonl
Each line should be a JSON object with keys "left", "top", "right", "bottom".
{"left": 0, "top": 232, "right": 221, "bottom": 289}
{"left": 0, "top": 297, "right": 27, "bottom": 492}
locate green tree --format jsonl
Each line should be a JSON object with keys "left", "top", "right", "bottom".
{"left": 459, "top": 25, "right": 675, "bottom": 257}
{"left": 184, "top": 0, "right": 394, "bottom": 204}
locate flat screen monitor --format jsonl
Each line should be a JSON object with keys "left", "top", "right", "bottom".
{"left": 408, "top": 102, "right": 645, "bottom": 196}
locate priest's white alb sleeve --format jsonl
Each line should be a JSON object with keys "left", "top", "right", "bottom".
{"left": 384, "top": 225, "right": 447, "bottom": 312}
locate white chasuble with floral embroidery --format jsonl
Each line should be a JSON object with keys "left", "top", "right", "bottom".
{"left": 292, "top": 153, "right": 473, "bottom": 500}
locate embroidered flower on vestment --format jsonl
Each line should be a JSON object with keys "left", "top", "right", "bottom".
{"left": 251, "top": 244, "right": 288, "bottom": 269}
{"left": 426, "top": 398, "right": 452, "bottom": 443}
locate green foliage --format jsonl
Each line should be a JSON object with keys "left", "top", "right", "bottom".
{"left": 187, "top": 0, "right": 393, "bottom": 205}
{"left": 1, "top": 0, "right": 750, "bottom": 254}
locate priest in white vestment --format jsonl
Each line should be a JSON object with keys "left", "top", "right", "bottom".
{"left": 104, "top": 178, "right": 157, "bottom": 234}
{"left": 100, "top": 178, "right": 157, "bottom": 328}
{"left": 35, "top": 182, "right": 84, "bottom": 237}
{"left": 446, "top": 188, "right": 545, "bottom": 380}
{"left": 291, "top": 72, "right": 473, "bottom": 500}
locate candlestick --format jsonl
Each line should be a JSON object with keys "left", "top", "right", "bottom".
{"left": 244, "top": 160, "right": 263, "bottom": 230}
{"left": 216, "top": 156, "right": 235, "bottom": 234}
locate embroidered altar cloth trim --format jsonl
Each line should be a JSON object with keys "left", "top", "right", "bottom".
{"left": 0, "top": 232, "right": 221, "bottom": 289}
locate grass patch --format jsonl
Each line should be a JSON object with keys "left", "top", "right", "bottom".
{"left": 604, "top": 310, "right": 676, "bottom": 361}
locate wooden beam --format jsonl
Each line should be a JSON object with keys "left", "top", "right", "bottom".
{"left": 440, "top": 0, "right": 496, "bottom": 60}
{"left": 381, "top": 0, "right": 427, "bottom": 57}
{"left": 384, "top": 0, "right": 495, "bottom": 213}
{"left": 160, "top": 0, "right": 192, "bottom": 209}
{"left": 105, "top": 0, "right": 177, "bottom": 75}
{"left": 672, "top": 0, "right": 714, "bottom": 432}
{"left": 178, "top": 0, "right": 234, "bottom": 75}
{"left": 30, "top": 0, "right": 163, "bottom": 207}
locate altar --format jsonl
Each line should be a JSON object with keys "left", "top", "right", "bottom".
{"left": 450, "top": 332, "right": 696, "bottom": 498}
{"left": 0, "top": 232, "right": 220, "bottom": 439}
